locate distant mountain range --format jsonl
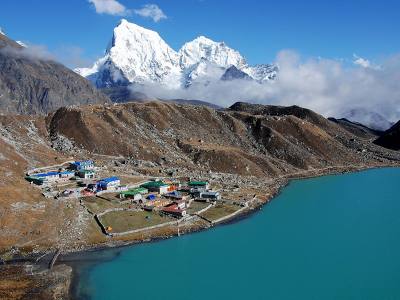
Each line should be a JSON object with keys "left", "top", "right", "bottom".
{"left": 75, "top": 19, "right": 277, "bottom": 90}
{"left": 0, "top": 21, "right": 397, "bottom": 134}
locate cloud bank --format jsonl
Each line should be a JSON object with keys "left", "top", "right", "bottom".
{"left": 0, "top": 44, "right": 55, "bottom": 61}
{"left": 134, "top": 50, "right": 400, "bottom": 125}
{"left": 0, "top": 43, "right": 95, "bottom": 70}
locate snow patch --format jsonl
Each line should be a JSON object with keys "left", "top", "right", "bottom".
{"left": 16, "top": 40, "right": 27, "bottom": 48}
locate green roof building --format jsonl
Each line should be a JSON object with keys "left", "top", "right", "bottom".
{"left": 140, "top": 181, "right": 166, "bottom": 188}
{"left": 25, "top": 176, "right": 44, "bottom": 185}
{"left": 140, "top": 181, "right": 170, "bottom": 194}
{"left": 188, "top": 181, "right": 209, "bottom": 189}
{"left": 120, "top": 187, "right": 148, "bottom": 199}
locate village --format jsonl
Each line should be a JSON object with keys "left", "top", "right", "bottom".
{"left": 25, "top": 159, "right": 256, "bottom": 237}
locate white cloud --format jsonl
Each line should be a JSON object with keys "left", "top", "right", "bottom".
{"left": 133, "top": 50, "right": 400, "bottom": 125}
{"left": 87, "top": 1, "right": 167, "bottom": 22}
{"left": 0, "top": 42, "right": 95, "bottom": 69}
{"left": 0, "top": 43, "right": 55, "bottom": 61}
{"left": 88, "top": 0, "right": 128, "bottom": 16}
{"left": 353, "top": 54, "right": 371, "bottom": 68}
{"left": 134, "top": 4, "right": 167, "bottom": 22}
{"left": 53, "top": 46, "right": 95, "bottom": 68}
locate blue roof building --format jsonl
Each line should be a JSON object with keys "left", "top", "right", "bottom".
{"left": 147, "top": 194, "right": 156, "bottom": 200}
{"left": 31, "top": 171, "right": 75, "bottom": 182}
{"left": 97, "top": 176, "right": 120, "bottom": 190}
{"left": 70, "top": 160, "right": 94, "bottom": 171}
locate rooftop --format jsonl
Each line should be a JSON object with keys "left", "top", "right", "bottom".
{"left": 188, "top": 181, "right": 208, "bottom": 186}
{"left": 162, "top": 204, "right": 184, "bottom": 213}
{"left": 98, "top": 176, "right": 120, "bottom": 183}
{"left": 141, "top": 181, "right": 168, "bottom": 188}
{"left": 120, "top": 187, "right": 148, "bottom": 196}
{"left": 33, "top": 171, "right": 74, "bottom": 178}
{"left": 78, "top": 169, "right": 95, "bottom": 174}
{"left": 72, "top": 160, "right": 94, "bottom": 166}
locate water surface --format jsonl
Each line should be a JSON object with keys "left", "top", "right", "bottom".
{"left": 75, "top": 168, "right": 400, "bottom": 300}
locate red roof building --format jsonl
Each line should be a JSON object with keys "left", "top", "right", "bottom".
{"left": 162, "top": 204, "right": 187, "bottom": 217}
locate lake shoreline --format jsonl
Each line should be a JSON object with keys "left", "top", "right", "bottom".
{"left": 2, "top": 163, "right": 399, "bottom": 300}
{"left": 66, "top": 163, "right": 399, "bottom": 299}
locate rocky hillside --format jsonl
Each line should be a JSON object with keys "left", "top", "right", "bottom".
{"left": 374, "top": 121, "right": 400, "bottom": 150}
{"left": 46, "top": 101, "right": 400, "bottom": 177}
{"left": 0, "top": 32, "right": 110, "bottom": 115}
{"left": 328, "top": 118, "right": 382, "bottom": 140}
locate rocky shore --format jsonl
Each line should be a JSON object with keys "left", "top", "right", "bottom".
{"left": 0, "top": 264, "right": 71, "bottom": 300}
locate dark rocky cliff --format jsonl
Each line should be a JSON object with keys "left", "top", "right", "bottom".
{"left": 374, "top": 121, "right": 400, "bottom": 150}
{"left": 0, "top": 33, "right": 110, "bottom": 115}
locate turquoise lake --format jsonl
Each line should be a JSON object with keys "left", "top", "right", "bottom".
{"left": 74, "top": 168, "right": 400, "bottom": 300}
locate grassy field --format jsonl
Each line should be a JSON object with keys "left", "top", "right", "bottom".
{"left": 186, "top": 201, "right": 210, "bottom": 214}
{"left": 83, "top": 197, "right": 123, "bottom": 214}
{"left": 99, "top": 210, "right": 174, "bottom": 233}
{"left": 200, "top": 204, "right": 240, "bottom": 221}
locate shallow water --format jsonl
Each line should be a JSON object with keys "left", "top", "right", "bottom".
{"left": 75, "top": 168, "right": 400, "bottom": 300}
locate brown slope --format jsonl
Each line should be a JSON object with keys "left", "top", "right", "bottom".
{"left": 0, "top": 114, "right": 76, "bottom": 252}
{"left": 46, "top": 101, "right": 400, "bottom": 177}
{"left": 328, "top": 117, "right": 382, "bottom": 140}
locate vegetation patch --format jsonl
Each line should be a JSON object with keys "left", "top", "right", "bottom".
{"left": 186, "top": 201, "right": 210, "bottom": 214}
{"left": 99, "top": 210, "right": 174, "bottom": 233}
{"left": 200, "top": 204, "right": 240, "bottom": 221}
{"left": 83, "top": 197, "right": 122, "bottom": 214}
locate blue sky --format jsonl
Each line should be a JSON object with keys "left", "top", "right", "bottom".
{"left": 1, "top": 0, "right": 400, "bottom": 67}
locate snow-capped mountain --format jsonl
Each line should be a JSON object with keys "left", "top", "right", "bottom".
{"left": 76, "top": 19, "right": 181, "bottom": 88}
{"left": 178, "top": 36, "right": 246, "bottom": 70}
{"left": 243, "top": 64, "right": 278, "bottom": 81}
{"left": 183, "top": 58, "right": 227, "bottom": 87}
{"left": 76, "top": 19, "right": 277, "bottom": 89}
{"left": 341, "top": 108, "right": 394, "bottom": 131}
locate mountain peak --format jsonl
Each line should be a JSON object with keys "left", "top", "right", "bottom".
{"left": 179, "top": 35, "right": 246, "bottom": 70}
{"left": 115, "top": 19, "right": 155, "bottom": 33}
{"left": 119, "top": 18, "right": 129, "bottom": 25}
{"left": 192, "top": 35, "right": 217, "bottom": 44}
{"left": 83, "top": 19, "right": 181, "bottom": 88}
{"left": 111, "top": 19, "right": 161, "bottom": 47}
